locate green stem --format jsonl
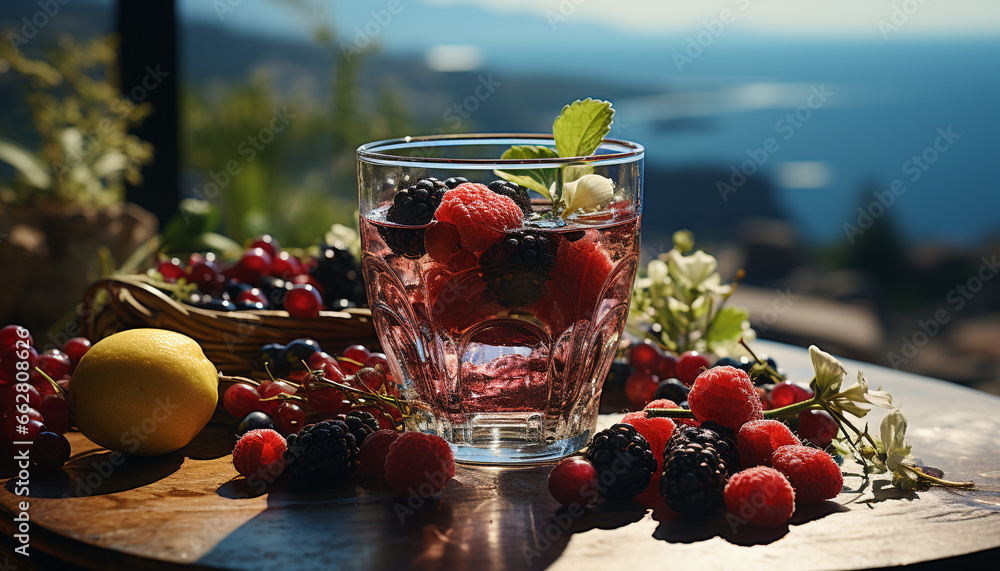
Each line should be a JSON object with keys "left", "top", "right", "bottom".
{"left": 762, "top": 396, "right": 822, "bottom": 419}
{"left": 901, "top": 464, "right": 974, "bottom": 489}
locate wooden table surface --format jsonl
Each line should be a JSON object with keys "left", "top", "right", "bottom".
{"left": 2, "top": 341, "right": 999, "bottom": 570}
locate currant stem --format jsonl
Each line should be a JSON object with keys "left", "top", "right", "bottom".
{"left": 901, "top": 464, "right": 974, "bottom": 489}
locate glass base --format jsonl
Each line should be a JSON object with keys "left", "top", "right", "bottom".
{"left": 448, "top": 429, "right": 593, "bottom": 465}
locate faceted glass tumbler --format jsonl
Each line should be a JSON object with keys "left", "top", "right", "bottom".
{"left": 357, "top": 134, "right": 643, "bottom": 464}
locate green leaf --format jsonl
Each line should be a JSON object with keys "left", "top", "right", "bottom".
{"left": 494, "top": 145, "right": 560, "bottom": 199}
{"left": 707, "top": 306, "right": 749, "bottom": 344}
{"left": 552, "top": 98, "right": 614, "bottom": 158}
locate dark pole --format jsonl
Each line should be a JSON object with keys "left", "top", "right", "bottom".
{"left": 117, "top": 0, "right": 179, "bottom": 227}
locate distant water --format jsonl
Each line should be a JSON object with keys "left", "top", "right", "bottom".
{"left": 480, "top": 39, "right": 1000, "bottom": 247}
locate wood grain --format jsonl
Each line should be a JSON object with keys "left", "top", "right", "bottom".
{"left": 2, "top": 341, "right": 999, "bottom": 570}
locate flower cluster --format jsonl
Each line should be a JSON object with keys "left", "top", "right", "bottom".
{"left": 628, "top": 231, "right": 755, "bottom": 355}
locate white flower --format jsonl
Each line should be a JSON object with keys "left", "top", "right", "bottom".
{"left": 559, "top": 174, "right": 614, "bottom": 216}
{"left": 828, "top": 371, "right": 894, "bottom": 418}
{"left": 809, "top": 345, "right": 847, "bottom": 399}
{"left": 668, "top": 249, "right": 717, "bottom": 289}
{"left": 880, "top": 409, "right": 916, "bottom": 489}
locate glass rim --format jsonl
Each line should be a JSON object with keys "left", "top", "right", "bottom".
{"left": 356, "top": 133, "right": 644, "bottom": 167}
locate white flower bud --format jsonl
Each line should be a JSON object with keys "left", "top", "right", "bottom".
{"left": 560, "top": 174, "right": 614, "bottom": 216}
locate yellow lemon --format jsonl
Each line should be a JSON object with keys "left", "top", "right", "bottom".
{"left": 69, "top": 328, "right": 219, "bottom": 456}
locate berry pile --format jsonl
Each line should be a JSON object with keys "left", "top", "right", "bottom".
{"left": 230, "top": 420, "right": 454, "bottom": 496}
{"left": 549, "top": 365, "right": 845, "bottom": 527}
{"left": 156, "top": 234, "right": 365, "bottom": 318}
{"left": 223, "top": 341, "right": 404, "bottom": 438}
{"left": 0, "top": 324, "right": 91, "bottom": 472}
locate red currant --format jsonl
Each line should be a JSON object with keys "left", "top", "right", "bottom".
{"left": 798, "top": 409, "right": 838, "bottom": 448}
{"left": 0, "top": 325, "right": 32, "bottom": 351}
{"left": 224, "top": 383, "right": 262, "bottom": 418}
{"left": 625, "top": 371, "right": 658, "bottom": 407}
{"left": 547, "top": 457, "right": 599, "bottom": 506}
{"left": 274, "top": 402, "right": 306, "bottom": 435}
{"left": 270, "top": 251, "right": 302, "bottom": 279}
{"left": 628, "top": 342, "right": 661, "bottom": 375}
{"left": 306, "top": 351, "right": 337, "bottom": 371}
{"left": 38, "top": 348, "right": 72, "bottom": 380}
{"left": 306, "top": 386, "right": 349, "bottom": 414}
{"left": 676, "top": 351, "right": 712, "bottom": 385}
{"left": 322, "top": 362, "right": 345, "bottom": 383}
{"left": 31, "top": 431, "right": 71, "bottom": 470}
{"left": 260, "top": 381, "right": 295, "bottom": 414}
{"left": 354, "top": 367, "right": 387, "bottom": 392}
{"left": 158, "top": 258, "right": 186, "bottom": 282}
{"left": 187, "top": 259, "right": 225, "bottom": 295}
{"left": 238, "top": 247, "right": 273, "bottom": 280}
{"left": 249, "top": 234, "right": 280, "bottom": 258}
{"left": 6, "top": 411, "right": 44, "bottom": 441}
{"left": 342, "top": 345, "right": 371, "bottom": 374}
{"left": 1, "top": 345, "right": 38, "bottom": 379}
{"left": 284, "top": 285, "right": 322, "bottom": 319}
{"left": 62, "top": 337, "right": 92, "bottom": 365}
{"left": 37, "top": 395, "right": 70, "bottom": 434}
{"left": 365, "top": 352, "right": 391, "bottom": 373}
{"left": 770, "top": 381, "right": 814, "bottom": 409}
{"left": 656, "top": 354, "right": 678, "bottom": 379}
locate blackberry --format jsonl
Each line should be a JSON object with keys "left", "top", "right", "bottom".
{"left": 442, "top": 176, "right": 468, "bottom": 189}
{"left": 310, "top": 242, "right": 366, "bottom": 305}
{"left": 654, "top": 378, "right": 689, "bottom": 404}
{"left": 584, "top": 423, "right": 658, "bottom": 501}
{"left": 659, "top": 425, "right": 731, "bottom": 514}
{"left": 713, "top": 357, "right": 742, "bottom": 369}
{"left": 379, "top": 178, "right": 448, "bottom": 258}
{"left": 694, "top": 421, "right": 741, "bottom": 476}
{"left": 479, "top": 231, "right": 557, "bottom": 307}
{"left": 284, "top": 420, "right": 360, "bottom": 484}
{"left": 487, "top": 180, "right": 533, "bottom": 216}
{"left": 336, "top": 410, "right": 379, "bottom": 447}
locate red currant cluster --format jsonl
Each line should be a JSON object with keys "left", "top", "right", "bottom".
{"left": 0, "top": 324, "right": 92, "bottom": 472}
{"left": 156, "top": 234, "right": 365, "bottom": 318}
{"left": 615, "top": 341, "right": 837, "bottom": 449}
{"left": 222, "top": 341, "right": 405, "bottom": 438}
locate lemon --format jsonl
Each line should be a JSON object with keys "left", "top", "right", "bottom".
{"left": 69, "top": 328, "right": 219, "bottom": 456}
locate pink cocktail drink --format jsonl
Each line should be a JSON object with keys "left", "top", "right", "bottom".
{"left": 357, "top": 135, "right": 643, "bottom": 463}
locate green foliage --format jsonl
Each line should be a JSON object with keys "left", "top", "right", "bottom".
{"left": 0, "top": 35, "right": 153, "bottom": 206}
{"left": 628, "top": 230, "right": 755, "bottom": 355}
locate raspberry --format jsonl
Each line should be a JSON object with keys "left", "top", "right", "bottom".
{"left": 772, "top": 445, "right": 843, "bottom": 504}
{"left": 358, "top": 429, "right": 401, "bottom": 481}
{"left": 737, "top": 419, "right": 801, "bottom": 468}
{"left": 687, "top": 366, "right": 763, "bottom": 431}
{"left": 622, "top": 410, "right": 676, "bottom": 486}
{"left": 434, "top": 183, "right": 522, "bottom": 252}
{"left": 232, "top": 429, "right": 287, "bottom": 482}
{"left": 384, "top": 432, "right": 455, "bottom": 496}
{"left": 547, "top": 232, "right": 613, "bottom": 324}
{"left": 644, "top": 398, "right": 697, "bottom": 427}
{"left": 724, "top": 466, "right": 795, "bottom": 527}
{"left": 547, "top": 457, "right": 599, "bottom": 506}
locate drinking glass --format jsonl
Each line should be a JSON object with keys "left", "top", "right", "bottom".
{"left": 357, "top": 134, "right": 643, "bottom": 463}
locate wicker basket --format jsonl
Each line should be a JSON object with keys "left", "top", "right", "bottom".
{"left": 80, "top": 275, "right": 380, "bottom": 378}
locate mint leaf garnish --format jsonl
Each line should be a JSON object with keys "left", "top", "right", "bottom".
{"left": 552, "top": 98, "right": 614, "bottom": 158}
{"left": 494, "top": 145, "right": 560, "bottom": 199}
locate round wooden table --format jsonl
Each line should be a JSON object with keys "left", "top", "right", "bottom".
{"left": 3, "top": 341, "right": 999, "bottom": 570}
